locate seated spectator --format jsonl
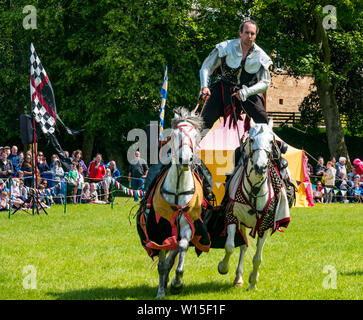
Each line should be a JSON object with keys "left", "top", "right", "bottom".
{"left": 51, "top": 159, "right": 64, "bottom": 183}
{"left": 337, "top": 172, "right": 349, "bottom": 203}
{"left": 37, "top": 152, "right": 50, "bottom": 173}
{"left": 89, "top": 183, "right": 106, "bottom": 204}
{"left": 8, "top": 145, "right": 22, "bottom": 177}
{"left": 0, "top": 191, "right": 9, "bottom": 211}
{"left": 19, "top": 180, "right": 28, "bottom": 201}
{"left": 21, "top": 155, "right": 33, "bottom": 188}
{"left": 10, "top": 178, "right": 25, "bottom": 209}
{"left": 0, "top": 150, "right": 14, "bottom": 179}
{"left": 348, "top": 181, "right": 361, "bottom": 203}
{"left": 17, "top": 170, "right": 24, "bottom": 182}
{"left": 313, "top": 181, "right": 324, "bottom": 203}
{"left": 335, "top": 156, "right": 347, "bottom": 187}
{"left": 81, "top": 183, "right": 91, "bottom": 204}
{"left": 324, "top": 161, "right": 336, "bottom": 203}
{"left": 38, "top": 179, "right": 54, "bottom": 206}
{"left": 314, "top": 157, "right": 326, "bottom": 182}
{"left": 50, "top": 154, "right": 60, "bottom": 169}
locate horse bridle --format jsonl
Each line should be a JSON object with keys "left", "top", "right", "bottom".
{"left": 162, "top": 122, "right": 198, "bottom": 204}
{"left": 171, "top": 123, "right": 197, "bottom": 159}
{"left": 242, "top": 135, "right": 273, "bottom": 199}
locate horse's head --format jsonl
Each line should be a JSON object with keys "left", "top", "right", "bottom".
{"left": 171, "top": 107, "right": 203, "bottom": 171}
{"left": 246, "top": 118, "right": 274, "bottom": 177}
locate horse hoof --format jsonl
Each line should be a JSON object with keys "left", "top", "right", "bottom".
{"left": 170, "top": 283, "right": 183, "bottom": 295}
{"left": 233, "top": 279, "right": 243, "bottom": 287}
{"left": 247, "top": 285, "right": 257, "bottom": 291}
{"left": 156, "top": 292, "right": 165, "bottom": 299}
{"left": 218, "top": 262, "right": 229, "bottom": 275}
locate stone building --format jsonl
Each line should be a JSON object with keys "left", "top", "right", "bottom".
{"left": 266, "top": 73, "right": 314, "bottom": 112}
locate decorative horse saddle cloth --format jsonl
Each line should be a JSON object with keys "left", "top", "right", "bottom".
{"left": 136, "top": 168, "right": 211, "bottom": 258}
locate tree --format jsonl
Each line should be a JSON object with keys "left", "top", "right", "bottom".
{"left": 250, "top": 0, "right": 362, "bottom": 169}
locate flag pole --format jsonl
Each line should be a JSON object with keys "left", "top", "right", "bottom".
{"left": 32, "top": 117, "right": 39, "bottom": 211}
{"left": 158, "top": 65, "right": 168, "bottom": 159}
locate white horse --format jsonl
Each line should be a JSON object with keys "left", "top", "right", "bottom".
{"left": 218, "top": 118, "right": 290, "bottom": 290}
{"left": 150, "top": 107, "right": 205, "bottom": 299}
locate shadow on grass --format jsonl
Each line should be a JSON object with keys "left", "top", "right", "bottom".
{"left": 47, "top": 281, "right": 234, "bottom": 300}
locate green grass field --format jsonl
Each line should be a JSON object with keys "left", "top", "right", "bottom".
{"left": 0, "top": 198, "right": 361, "bottom": 300}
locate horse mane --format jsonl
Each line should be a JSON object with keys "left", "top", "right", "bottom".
{"left": 171, "top": 107, "right": 204, "bottom": 132}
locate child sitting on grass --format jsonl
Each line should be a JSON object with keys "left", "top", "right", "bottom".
{"left": 0, "top": 191, "right": 9, "bottom": 211}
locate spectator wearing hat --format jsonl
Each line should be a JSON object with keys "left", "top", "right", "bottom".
{"left": 3, "top": 146, "right": 11, "bottom": 157}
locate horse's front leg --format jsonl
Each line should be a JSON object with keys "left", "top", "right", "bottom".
{"left": 234, "top": 244, "right": 247, "bottom": 286}
{"left": 164, "top": 250, "right": 178, "bottom": 290}
{"left": 170, "top": 215, "right": 192, "bottom": 294}
{"left": 247, "top": 231, "right": 268, "bottom": 291}
{"left": 156, "top": 250, "right": 167, "bottom": 299}
{"left": 218, "top": 224, "right": 236, "bottom": 275}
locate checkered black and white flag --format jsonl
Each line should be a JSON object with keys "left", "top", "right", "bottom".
{"left": 29, "top": 43, "right": 80, "bottom": 171}
{"left": 30, "top": 43, "right": 57, "bottom": 135}
{"left": 30, "top": 43, "right": 80, "bottom": 136}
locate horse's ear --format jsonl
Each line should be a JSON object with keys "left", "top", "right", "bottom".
{"left": 268, "top": 118, "right": 273, "bottom": 129}
{"left": 250, "top": 118, "right": 256, "bottom": 129}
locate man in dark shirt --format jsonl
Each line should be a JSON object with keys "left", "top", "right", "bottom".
{"left": 0, "top": 150, "right": 14, "bottom": 179}
{"left": 128, "top": 151, "right": 149, "bottom": 202}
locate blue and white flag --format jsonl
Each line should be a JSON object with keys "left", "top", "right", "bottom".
{"left": 159, "top": 66, "right": 168, "bottom": 140}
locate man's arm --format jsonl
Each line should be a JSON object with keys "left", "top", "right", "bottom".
{"left": 234, "top": 66, "right": 271, "bottom": 101}
{"left": 200, "top": 48, "right": 221, "bottom": 98}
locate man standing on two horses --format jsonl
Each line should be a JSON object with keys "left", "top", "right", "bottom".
{"left": 199, "top": 19, "right": 293, "bottom": 201}
{"left": 200, "top": 19, "right": 271, "bottom": 129}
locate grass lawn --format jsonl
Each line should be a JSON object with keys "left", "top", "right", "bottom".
{"left": 0, "top": 198, "right": 361, "bottom": 300}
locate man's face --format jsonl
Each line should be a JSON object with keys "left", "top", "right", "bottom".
{"left": 11, "top": 146, "right": 17, "bottom": 155}
{"left": 239, "top": 22, "right": 257, "bottom": 48}
{"left": 110, "top": 161, "right": 115, "bottom": 169}
{"left": 1, "top": 152, "right": 6, "bottom": 160}
{"left": 135, "top": 152, "right": 140, "bottom": 159}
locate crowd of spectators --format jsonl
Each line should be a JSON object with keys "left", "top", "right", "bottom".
{"left": 306, "top": 155, "right": 363, "bottom": 204}
{"left": 0, "top": 145, "right": 125, "bottom": 211}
